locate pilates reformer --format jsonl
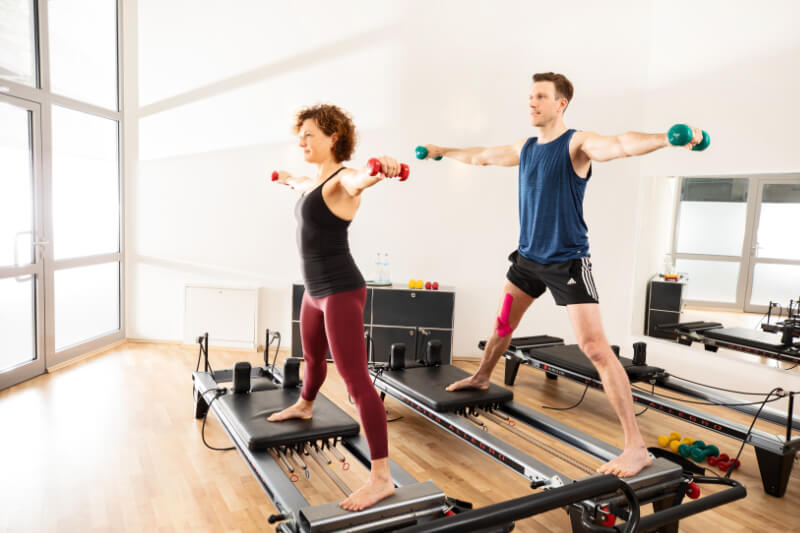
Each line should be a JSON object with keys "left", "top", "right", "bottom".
{"left": 661, "top": 299, "right": 800, "bottom": 366}
{"left": 192, "top": 333, "right": 485, "bottom": 533}
{"left": 494, "top": 335, "right": 800, "bottom": 497}
{"left": 368, "top": 340, "right": 745, "bottom": 532}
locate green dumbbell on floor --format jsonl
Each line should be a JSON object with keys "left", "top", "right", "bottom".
{"left": 415, "top": 145, "right": 443, "bottom": 161}
{"left": 668, "top": 124, "right": 710, "bottom": 151}
{"left": 690, "top": 444, "right": 720, "bottom": 462}
{"left": 678, "top": 440, "right": 706, "bottom": 458}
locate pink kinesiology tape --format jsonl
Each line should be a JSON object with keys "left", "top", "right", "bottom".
{"left": 496, "top": 293, "right": 514, "bottom": 337}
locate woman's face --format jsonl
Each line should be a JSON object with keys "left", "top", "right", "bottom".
{"left": 297, "top": 119, "right": 336, "bottom": 164}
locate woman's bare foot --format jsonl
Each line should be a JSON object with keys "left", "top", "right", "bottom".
{"left": 340, "top": 460, "right": 395, "bottom": 511}
{"left": 267, "top": 399, "right": 313, "bottom": 422}
{"left": 597, "top": 445, "right": 652, "bottom": 477}
{"left": 445, "top": 373, "right": 490, "bottom": 392}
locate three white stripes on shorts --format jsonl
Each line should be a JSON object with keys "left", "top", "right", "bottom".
{"left": 580, "top": 257, "right": 598, "bottom": 301}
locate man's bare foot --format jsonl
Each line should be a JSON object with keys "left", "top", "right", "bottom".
{"left": 445, "top": 374, "right": 490, "bottom": 392}
{"left": 597, "top": 445, "right": 652, "bottom": 477}
{"left": 339, "top": 476, "right": 395, "bottom": 511}
{"left": 267, "top": 399, "right": 313, "bottom": 422}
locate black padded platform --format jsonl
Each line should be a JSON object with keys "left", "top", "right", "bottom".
{"left": 669, "top": 321, "right": 723, "bottom": 332}
{"left": 379, "top": 365, "right": 513, "bottom": 412}
{"left": 216, "top": 388, "right": 359, "bottom": 451}
{"left": 704, "top": 327, "right": 787, "bottom": 351}
{"left": 507, "top": 335, "right": 564, "bottom": 350}
{"left": 526, "top": 344, "right": 663, "bottom": 383}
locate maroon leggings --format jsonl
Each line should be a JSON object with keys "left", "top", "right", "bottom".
{"left": 300, "top": 286, "right": 388, "bottom": 460}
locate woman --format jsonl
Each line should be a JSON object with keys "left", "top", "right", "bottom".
{"left": 269, "top": 104, "right": 401, "bottom": 511}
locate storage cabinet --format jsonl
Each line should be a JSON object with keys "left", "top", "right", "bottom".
{"left": 645, "top": 277, "right": 685, "bottom": 338}
{"left": 291, "top": 283, "right": 455, "bottom": 363}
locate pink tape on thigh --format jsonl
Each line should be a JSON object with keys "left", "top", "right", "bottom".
{"left": 496, "top": 293, "right": 514, "bottom": 338}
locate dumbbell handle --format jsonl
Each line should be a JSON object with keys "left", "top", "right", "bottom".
{"left": 367, "top": 158, "right": 410, "bottom": 181}
{"left": 415, "top": 145, "right": 443, "bottom": 161}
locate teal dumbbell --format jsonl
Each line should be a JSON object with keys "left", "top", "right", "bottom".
{"left": 690, "top": 444, "right": 720, "bottom": 462}
{"left": 668, "top": 124, "right": 710, "bottom": 151}
{"left": 678, "top": 439, "right": 706, "bottom": 458}
{"left": 415, "top": 145, "right": 442, "bottom": 161}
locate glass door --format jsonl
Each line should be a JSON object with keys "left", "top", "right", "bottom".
{"left": 743, "top": 179, "right": 800, "bottom": 313}
{"left": 0, "top": 95, "right": 46, "bottom": 389}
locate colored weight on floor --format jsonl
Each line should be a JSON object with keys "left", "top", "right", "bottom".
{"left": 685, "top": 482, "right": 700, "bottom": 499}
{"left": 670, "top": 437, "right": 693, "bottom": 453}
{"left": 678, "top": 443, "right": 693, "bottom": 457}
{"left": 408, "top": 279, "right": 415, "bottom": 289}
{"left": 415, "top": 279, "right": 424, "bottom": 289}
{"left": 432, "top": 281, "right": 439, "bottom": 290}
{"left": 690, "top": 445, "right": 720, "bottom": 462}
{"left": 708, "top": 453, "right": 729, "bottom": 467}
{"left": 425, "top": 281, "right": 432, "bottom": 290}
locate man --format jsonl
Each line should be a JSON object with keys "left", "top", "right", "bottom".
{"left": 419, "top": 72, "right": 703, "bottom": 476}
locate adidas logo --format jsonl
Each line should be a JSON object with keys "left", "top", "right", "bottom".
{"left": 567, "top": 278, "right": 577, "bottom": 285}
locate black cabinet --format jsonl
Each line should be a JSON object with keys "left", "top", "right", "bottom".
{"left": 291, "top": 283, "right": 455, "bottom": 364}
{"left": 645, "top": 277, "right": 685, "bottom": 338}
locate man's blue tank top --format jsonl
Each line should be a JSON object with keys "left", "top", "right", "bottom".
{"left": 518, "top": 129, "right": 591, "bottom": 264}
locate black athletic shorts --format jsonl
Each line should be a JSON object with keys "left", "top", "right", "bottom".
{"left": 506, "top": 250, "right": 599, "bottom": 306}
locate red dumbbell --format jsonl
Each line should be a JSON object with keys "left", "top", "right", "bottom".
{"left": 271, "top": 171, "right": 279, "bottom": 181}
{"left": 685, "top": 482, "right": 700, "bottom": 499}
{"left": 425, "top": 281, "right": 432, "bottom": 290}
{"left": 432, "top": 281, "right": 439, "bottom": 290}
{"left": 708, "top": 453, "right": 729, "bottom": 467}
{"left": 367, "top": 158, "right": 410, "bottom": 181}
{"left": 719, "top": 458, "right": 741, "bottom": 472}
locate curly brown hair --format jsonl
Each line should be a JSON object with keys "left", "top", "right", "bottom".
{"left": 293, "top": 104, "right": 358, "bottom": 162}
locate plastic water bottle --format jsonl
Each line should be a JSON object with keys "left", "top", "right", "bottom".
{"left": 383, "top": 253, "right": 391, "bottom": 284}
{"left": 375, "top": 252, "right": 382, "bottom": 283}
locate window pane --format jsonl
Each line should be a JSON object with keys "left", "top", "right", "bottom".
{"left": 750, "top": 263, "right": 800, "bottom": 307}
{"left": 0, "top": 275, "right": 36, "bottom": 371}
{"left": 675, "top": 258, "right": 740, "bottom": 303}
{"left": 0, "top": 0, "right": 36, "bottom": 87}
{"left": 51, "top": 105, "right": 119, "bottom": 260}
{"left": 48, "top": 0, "right": 117, "bottom": 109}
{"left": 0, "top": 102, "right": 34, "bottom": 267}
{"left": 675, "top": 178, "right": 749, "bottom": 256}
{"left": 755, "top": 183, "right": 800, "bottom": 260}
{"left": 55, "top": 262, "right": 119, "bottom": 351}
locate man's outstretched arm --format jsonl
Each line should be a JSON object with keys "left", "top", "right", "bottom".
{"left": 573, "top": 125, "right": 703, "bottom": 163}
{"left": 419, "top": 138, "right": 528, "bottom": 167}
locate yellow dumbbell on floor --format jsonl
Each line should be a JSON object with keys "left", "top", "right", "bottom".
{"left": 670, "top": 437, "right": 694, "bottom": 453}
{"left": 657, "top": 432, "right": 682, "bottom": 448}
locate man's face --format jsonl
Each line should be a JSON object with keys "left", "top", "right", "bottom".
{"left": 528, "top": 81, "right": 565, "bottom": 126}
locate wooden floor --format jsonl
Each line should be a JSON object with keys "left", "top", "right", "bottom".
{"left": 1, "top": 342, "right": 798, "bottom": 532}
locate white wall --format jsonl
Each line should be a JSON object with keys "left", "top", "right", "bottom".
{"left": 125, "top": 0, "right": 799, "bottom": 366}
{"left": 125, "top": 0, "right": 654, "bottom": 354}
